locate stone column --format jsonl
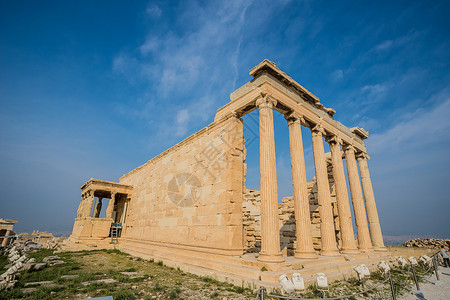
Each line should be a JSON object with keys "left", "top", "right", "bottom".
{"left": 94, "top": 198, "right": 103, "bottom": 218}
{"left": 311, "top": 125, "right": 340, "bottom": 256}
{"left": 85, "top": 191, "right": 95, "bottom": 218}
{"left": 76, "top": 195, "right": 85, "bottom": 218}
{"left": 344, "top": 145, "right": 373, "bottom": 252}
{"left": 286, "top": 113, "right": 317, "bottom": 259}
{"left": 121, "top": 199, "right": 129, "bottom": 224}
{"left": 91, "top": 198, "right": 98, "bottom": 217}
{"left": 256, "top": 95, "right": 284, "bottom": 263}
{"left": 327, "top": 136, "right": 359, "bottom": 254}
{"left": 106, "top": 192, "right": 116, "bottom": 220}
{"left": 1, "top": 230, "right": 11, "bottom": 247}
{"left": 357, "top": 153, "right": 387, "bottom": 251}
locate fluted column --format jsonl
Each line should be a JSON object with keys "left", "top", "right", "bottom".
{"left": 106, "top": 192, "right": 116, "bottom": 220}
{"left": 327, "top": 136, "right": 359, "bottom": 254}
{"left": 357, "top": 153, "right": 386, "bottom": 251}
{"left": 311, "top": 125, "right": 340, "bottom": 256}
{"left": 2, "top": 230, "right": 11, "bottom": 246}
{"left": 256, "top": 95, "right": 284, "bottom": 263}
{"left": 286, "top": 113, "right": 317, "bottom": 259}
{"left": 344, "top": 145, "right": 373, "bottom": 252}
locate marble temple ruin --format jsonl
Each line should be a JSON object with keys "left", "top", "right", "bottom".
{"left": 65, "top": 60, "right": 389, "bottom": 287}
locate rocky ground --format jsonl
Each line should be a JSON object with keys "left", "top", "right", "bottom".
{"left": 403, "top": 238, "right": 450, "bottom": 249}
{"left": 0, "top": 248, "right": 254, "bottom": 299}
{"left": 1, "top": 245, "right": 449, "bottom": 299}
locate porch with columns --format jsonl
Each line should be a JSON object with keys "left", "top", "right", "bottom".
{"left": 68, "top": 179, "right": 133, "bottom": 244}
{"left": 218, "top": 60, "right": 387, "bottom": 265}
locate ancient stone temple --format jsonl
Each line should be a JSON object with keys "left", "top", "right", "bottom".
{"left": 66, "top": 60, "right": 389, "bottom": 287}
{"left": 0, "top": 219, "right": 18, "bottom": 247}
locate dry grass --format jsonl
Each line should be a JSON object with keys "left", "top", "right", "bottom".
{"left": 1, "top": 249, "right": 253, "bottom": 300}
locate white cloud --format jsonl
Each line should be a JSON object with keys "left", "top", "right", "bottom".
{"left": 375, "top": 40, "right": 393, "bottom": 51}
{"left": 330, "top": 69, "right": 344, "bottom": 81}
{"left": 146, "top": 3, "right": 162, "bottom": 18}
{"left": 372, "top": 30, "right": 424, "bottom": 53}
{"left": 112, "top": 0, "right": 254, "bottom": 142}
{"left": 368, "top": 92, "right": 450, "bottom": 156}
{"left": 175, "top": 109, "right": 190, "bottom": 136}
{"left": 139, "top": 36, "right": 160, "bottom": 55}
{"left": 360, "top": 83, "right": 388, "bottom": 105}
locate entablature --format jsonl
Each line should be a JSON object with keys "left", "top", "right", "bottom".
{"left": 81, "top": 178, "right": 133, "bottom": 199}
{"left": 215, "top": 70, "right": 368, "bottom": 153}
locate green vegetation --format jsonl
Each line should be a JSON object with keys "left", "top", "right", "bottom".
{"left": 1, "top": 248, "right": 436, "bottom": 299}
{"left": 0, "top": 248, "right": 255, "bottom": 299}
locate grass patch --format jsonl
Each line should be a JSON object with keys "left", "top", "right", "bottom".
{"left": 27, "top": 249, "right": 55, "bottom": 262}
{"left": 1, "top": 248, "right": 255, "bottom": 299}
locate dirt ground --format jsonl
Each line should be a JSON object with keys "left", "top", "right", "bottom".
{"left": 401, "top": 267, "right": 450, "bottom": 300}
{"left": 387, "top": 246, "right": 440, "bottom": 259}
{"left": 1, "top": 249, "right": 254, "bottom": 299}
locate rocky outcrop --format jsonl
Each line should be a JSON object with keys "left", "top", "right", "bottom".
{"left": 402, "top": 238, "right": 450, "bottom": 248}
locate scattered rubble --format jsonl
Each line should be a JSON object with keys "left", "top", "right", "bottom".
{"left": 0, "top": 241, "right": 66, "bottom": 291}
{"left": 402, "top": 238, "right": 450, "bottom": 249}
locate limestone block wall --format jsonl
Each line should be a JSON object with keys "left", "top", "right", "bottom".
{"left": 119, "top": 115, "right": 245, "bottom": 255}
{"left": 242, "top": 160, "right": 341, "bottom": 255}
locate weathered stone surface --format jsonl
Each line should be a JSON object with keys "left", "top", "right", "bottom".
{"left": 49, "top": 260, "right": 64, "bottom": 265}
{"left": 21, "top": 263, "right": 35, "bottom": 271}
{"left": 403, "top": 238, "right": 450, "bottom": 249}
{"left": 61, "top": 274, "right": 79, "bottom": 279}
{"left": 24, "top": 281, "right": 54, "bottom": 286}
{"left": 120, "top": 271, "right": 138, "bottom": 277}
{"left": 33, "top": 263, "right": 46, "bottom": 271}
{"left": 63, "top": 59, "right": 387, "bottom": 286}
{"left": 82, "top": 278, "right": 117, "bottom": 286}
{"left": 43, "top": 255, "right": 60, "bottom": 262}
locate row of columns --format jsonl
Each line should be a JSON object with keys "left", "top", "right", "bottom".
{"left": 256, "top": 95, "right": 385, "bottom": 263}
{"left": 80, "top": 191, "right": 117, "bottom": 219}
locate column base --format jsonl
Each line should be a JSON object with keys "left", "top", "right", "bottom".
{"left": 320, "top": 249, "right": 341, "bottom": 257}
{"left": 340, "top": 248, "right": 360, "bottom": 254}
{"left": 373, "top": 246, "right": 388, "bottom": 252}
{"left": 358, "top": 247, "right": 374, "bottom": 253}
{"left": 294, "top": 250, "right": 318, "bottom": 259}
{"left": 257, "top": 252, "right": 285, "bottom": 263}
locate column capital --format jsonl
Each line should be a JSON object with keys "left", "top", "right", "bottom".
{"left": 325, "top": 135, "right": 342, "bottom": 146}
{"left": 343, "top": 144, "right": 356, "bottom": 153}
{"left": 356, "top": 152, "right": 371, "bottom": 160}
{"left": 285, "top": 112, "right": 305, "bottom": 126}
{"left": 311, "top": 124, "right": 326, "bottom": 136}
{"left": 256, "top": 94, "right": 277, "bottom": 109}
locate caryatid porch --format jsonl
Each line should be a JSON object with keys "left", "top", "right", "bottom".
{"left": 216, "top": 59, "right": 386, "bottom": 262}
{"left": 70, "top": 179, "right": 133, "bottom": 242}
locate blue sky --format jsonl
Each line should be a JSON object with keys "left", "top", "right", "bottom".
{"left": 1, "top": 1, "right": 449, "bottom": 240}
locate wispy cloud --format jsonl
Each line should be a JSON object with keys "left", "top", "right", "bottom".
{"left": 330, "top": 69, "right": 344, "bottom": 81}
{"left": 372, "top": 30, "right": 424, "bottom": 53}
{"left": 368, "top": 88, "right": 450, "bottom": 157}
{"left": 146, "top": 3, "right": 162, "bottom": 19}
{"left": 113, "top": 0, "right": 253, "bottom": 139}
